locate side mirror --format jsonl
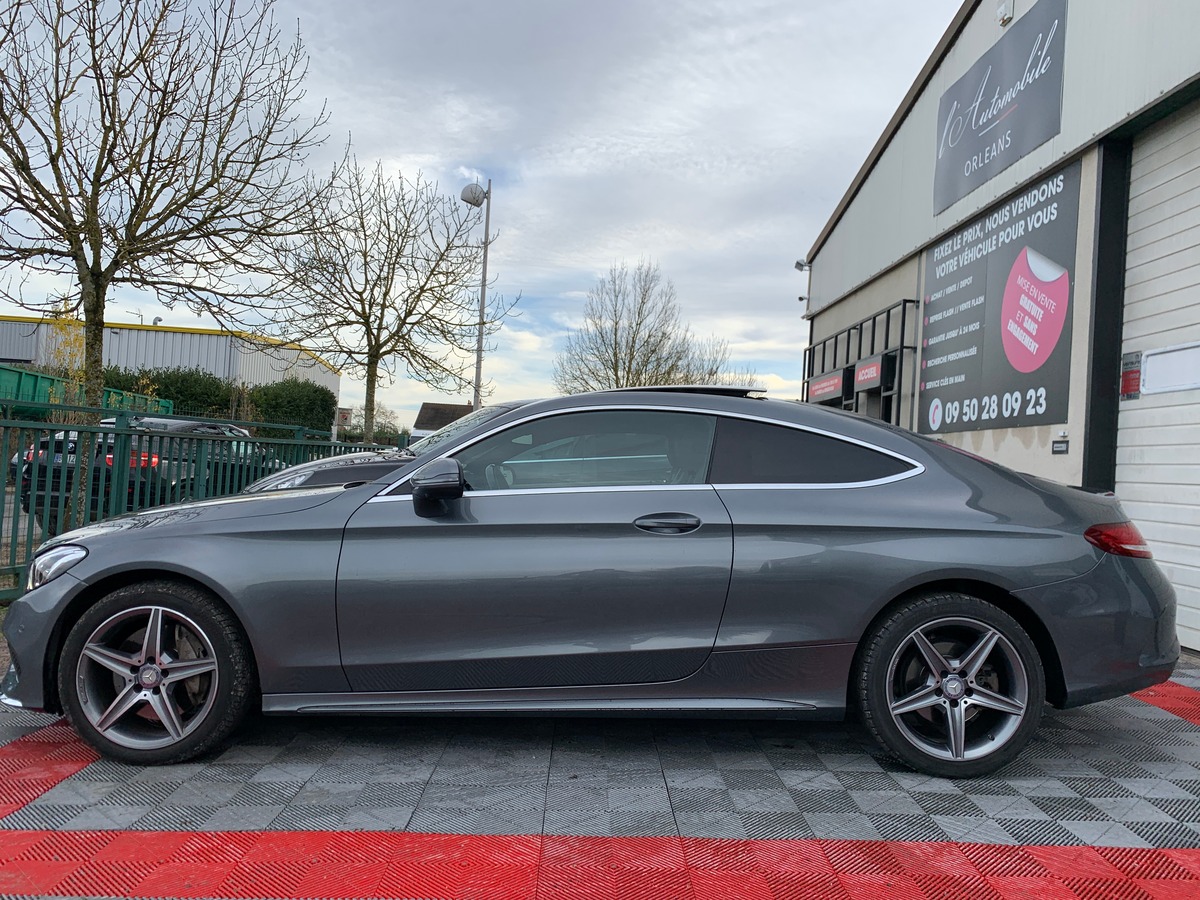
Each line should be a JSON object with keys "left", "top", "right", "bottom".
{"left": 411, "top": 457, "right": 465, "bottom": 517}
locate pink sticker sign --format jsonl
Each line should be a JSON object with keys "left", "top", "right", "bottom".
{"left": 1000, "top": 247, "right": 1069, "bottom": 373}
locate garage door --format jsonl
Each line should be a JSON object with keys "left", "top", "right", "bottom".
{"left": 1118, "top": 99, "right": 1200, "bottom": 650}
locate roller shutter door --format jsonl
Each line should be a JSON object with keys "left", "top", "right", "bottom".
{"left": 1118, "top": 99, "right": 1200, "bottom": 650}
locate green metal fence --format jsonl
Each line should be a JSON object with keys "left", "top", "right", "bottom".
{"left": 0, "top": 404, "right": 380, "bottom": 601}
{"left": 0, "top": 363, "right": 173, "bottom": 416}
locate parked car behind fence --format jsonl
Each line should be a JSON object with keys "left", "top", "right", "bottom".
{"left": 19, "top": 416, "right": 285, "bottom": 535}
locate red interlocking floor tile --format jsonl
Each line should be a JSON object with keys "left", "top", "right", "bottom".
{"left": 1135, "top": 680, "right": 1200, "bottom": 727}
{"left": 0, "top": 833, "right": 1195, "bottom": 898}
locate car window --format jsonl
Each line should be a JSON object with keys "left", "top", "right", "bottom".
{"left": 453, "top": 410, "right": 717, "bottom": 491}
{"left": 406, "top": 403, "right": 528, "bottom": 456}
{"left": 709, "top": 416, "right": 915, "bottom": 485}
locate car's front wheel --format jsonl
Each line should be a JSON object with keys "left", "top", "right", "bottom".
{"left": 857, "top": 592, "right": 1045, "bottom": 778}
{"left": 58, "top": 581, "right": 256, "bottom": 764}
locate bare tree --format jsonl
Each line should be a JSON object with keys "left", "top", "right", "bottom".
{"left": 274, "top": 159, "right": 513, "bottom": 442}
{"left": 350, "top": 401, "right": 398, "bottom": 443}
{"left": 553, "top": 260, "right": 756, "bottom": 394}
{"left": 0, "top": 0, "right": 331, "bottom": 409}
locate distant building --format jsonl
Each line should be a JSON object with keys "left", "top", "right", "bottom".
{"left": 410, "top": 402, "right": 474, "bottom": 441}
{"left": 0, "top": 315, "right": 339, "bottom": 398}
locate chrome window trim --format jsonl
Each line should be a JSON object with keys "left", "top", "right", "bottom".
{"left": 368, "top": 483, "right": 718, "bottom": 503}
{"left": 710, "top": 468, "right": 924, "bottom": 491}
{"left": 375, "top": 403, "right": 925, "bottom": 497}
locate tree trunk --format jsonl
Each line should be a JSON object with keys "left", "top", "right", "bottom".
{"left": 80, "top": 272, "right": 107, "bottom": 409}
{"left": 363, "top": 360, "right": 378, "bottom": 444}
{"left": 72, "top": 270, "right": 107, "bottom": 526}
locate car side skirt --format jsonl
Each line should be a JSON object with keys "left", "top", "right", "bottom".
{"left": 262, "top": 643, "right": 857, "bottom": 718}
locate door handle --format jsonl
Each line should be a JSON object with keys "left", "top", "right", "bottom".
{"left": 634, "top": 513, "right": 702, "bottom": 534}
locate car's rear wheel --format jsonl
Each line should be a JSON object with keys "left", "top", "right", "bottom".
{"left": 33, "top": 511, "right": 60, "bottom": 537}
{"left": 857, "top": 592, "right": 1045, "bottom": 778}
{"left": 58, "top": 581, "right": 256, "bottom": 764}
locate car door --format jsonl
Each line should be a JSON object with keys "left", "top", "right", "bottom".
{"left": 336, "top": 408, "right": 734, "bottom": 693}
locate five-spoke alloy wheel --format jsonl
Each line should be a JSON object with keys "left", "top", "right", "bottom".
{"left": 858, "top": 592, "right": 1045, "bottom": 778}
{"left": 59, "top": 581, "right": 255, "bottom": 764}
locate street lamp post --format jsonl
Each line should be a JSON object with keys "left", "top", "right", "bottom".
{"left": 460, "top": 179, "right": 491, "bottom": 410}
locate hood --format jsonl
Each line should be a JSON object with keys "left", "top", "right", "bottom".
{"left": 41, "top": 483, "right": 360, "bottom": 549}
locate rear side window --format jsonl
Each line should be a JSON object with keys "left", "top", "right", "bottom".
{"left": 709, "top": 417, "right": 914, "bottom": 485}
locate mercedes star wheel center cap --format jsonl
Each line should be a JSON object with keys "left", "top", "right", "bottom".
{"left": 943, "top": 675, "right": 966, "bottom": 700}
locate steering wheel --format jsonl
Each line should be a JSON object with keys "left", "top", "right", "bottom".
{"left": 484, "top": 464, "right": 514, "bottom": 490}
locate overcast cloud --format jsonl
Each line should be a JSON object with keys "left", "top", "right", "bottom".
{"left": 7, "top": 0, "right": 962, "bottom": 426}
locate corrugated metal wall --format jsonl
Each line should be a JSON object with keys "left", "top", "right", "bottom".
{"left": 233, "top": 339, "right": 340, "bottom": 394}
{"left": 0, "top": 319, "right": 339, "bottom": 399}
{"left": 810, "top": 0, "right": 1200, "bottom": 314}
{"left": 102, "top": 326, "right": 234, "bottom": 374}
{"left": 0, "top": 318, "right": 41, "bottom": 363}
{"left": 1116, "top": 99, "right": 1200, "bottom": 650}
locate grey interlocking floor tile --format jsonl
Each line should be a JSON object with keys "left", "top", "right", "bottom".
{"left": 131, "top": 806, "right": 219, "bottom": 830}
{"left": 62, "top": 804, "right": 152, "bottom": 829}
{"left": 339, "top": 806, "right": 415, "bottom": 831}
{"left": 804, "top": 811, "right": 883, "bottom": 841}
{"left": 850, "top": 790, "right": 925, "bottom": 816}
{"left": 966, "top": 794, "right": 1051, "bottom": 820}
{"left": 867, "top": 813, "right": 947, "bottom": 842}
{"left": 268, "top": 805, "right": 345, "bottom": 830}
{"left": 290, "top": 781, "right": 364, "bottom": 806}
{"left": 674, "top": 811, "right": 750, "bottom": 839}
{"left": 912, "top": 791, "right": 986, "bottom": 817}
{"left": 1060, "top": 820, "right": 1152, "bottom": 848}
{"left": 0, "top": 804, "right": 84, "bottom": 830}
{"left": 740, "top": 811, "right": 816, "bottom": 839}
{"left": 542, "top": 808, "right": 678, "bottom": 837}
{"left": 356, "top": 781, "right": 426, "bottom": 807}
{"left": 4, "top": 669, "right": 1200, "bottom": 848}
{"left": 730, "top": 788, "right": 801, "bottom": 813}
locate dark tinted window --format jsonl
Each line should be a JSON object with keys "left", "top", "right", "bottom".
{"left": 454, "top": 410, "right": 716, "bottom": 491}
{"left": 709, "top": 417, "right": 914, "bottom": 484}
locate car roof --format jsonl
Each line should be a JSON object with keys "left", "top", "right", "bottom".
{"left": 453, "top": 388, "right": 930, "bottom": 462}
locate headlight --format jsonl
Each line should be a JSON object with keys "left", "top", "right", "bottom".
{"left": 252, "top": 470, "right": 313, "bottom": 492}
{"left": 26, "top": 545, "right": 88, "bottom": 592}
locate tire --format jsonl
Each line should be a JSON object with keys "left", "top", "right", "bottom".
{"left": 34, "top": 511, "right": 59, "bottom": 537}
{"left": 58, "top": 580, "right": 257, "bottom": 765}
{"left": 856, "top": 592, "right": 1045, "bottom": 778}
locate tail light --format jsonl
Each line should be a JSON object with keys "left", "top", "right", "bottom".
{"left": 105, "top": 451, "right": 159, "bottom": 468}
{"left": 23, "top": 447, "right": 33, "bottom": 462}
{"left": 1085, "top": 521, "right": 1153, "bottom": 559}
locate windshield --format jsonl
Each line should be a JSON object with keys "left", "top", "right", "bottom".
{"left": 405, "top": 403, "right": 528, "bottom": 456}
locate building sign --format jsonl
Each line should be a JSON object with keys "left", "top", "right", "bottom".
{"left": 1120, "top": 351, "right": 1141, "bottom": 401}
{"left": 854, "top": 356, "right": 884, "bottom": 391}
{"left": 934, "top": 0, "right": 1067, "bottom": 213}
{"left": 808, "top": 370, "right": 845, "bottom": 403}
{"left": 918, "top": 161, "right": 1080, "bottom": 435}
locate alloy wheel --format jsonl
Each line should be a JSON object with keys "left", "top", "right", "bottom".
{"left": 885, "top": 616, "right": 1029, "bottom": 763}
{"left": 74, "top": 605, "right": 220, "bottom": 751}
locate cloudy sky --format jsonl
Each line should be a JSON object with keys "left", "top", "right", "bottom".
{"left": 9, "top": 0, "right": 964, "bottom": 427}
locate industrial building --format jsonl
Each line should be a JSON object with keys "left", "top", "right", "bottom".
{"left": 0, "top": 315, "right": 339, "bottom": 398}
{"left": 803, "top": 0, "right": 1200, "bottom": 645}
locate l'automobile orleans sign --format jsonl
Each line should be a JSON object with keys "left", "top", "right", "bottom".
{"left": 934, "top": 0, "right": 1066, "bottom": 213}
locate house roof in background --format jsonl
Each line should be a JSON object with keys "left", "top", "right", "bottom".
{"left": 413, "top": 402, "right": 474, "bottom": 431}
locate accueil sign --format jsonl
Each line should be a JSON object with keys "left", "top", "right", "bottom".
{"left": 934, "top": 0, "right": 1066, "bottom": 213}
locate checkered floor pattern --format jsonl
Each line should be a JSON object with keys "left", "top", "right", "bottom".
{"left": 0, "top": 655, "right": 1198, "bottom": 897}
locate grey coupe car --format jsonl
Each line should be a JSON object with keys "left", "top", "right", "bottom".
{"left": 1, "top": 387, "right": 1178, "bottom": 778}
